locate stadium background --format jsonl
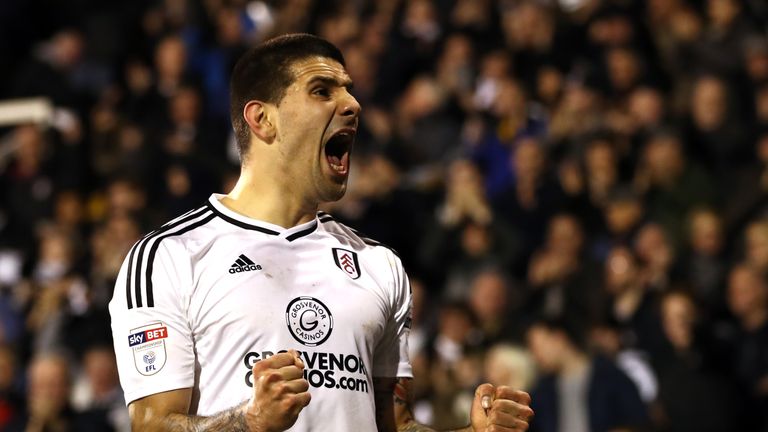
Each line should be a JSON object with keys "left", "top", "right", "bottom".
{"left": 1, "top": 0, "right": 768, "bottom": 430}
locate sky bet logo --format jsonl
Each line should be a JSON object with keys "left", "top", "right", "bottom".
{"left": 128, "top": 326, "right": 168, "bottom": 347}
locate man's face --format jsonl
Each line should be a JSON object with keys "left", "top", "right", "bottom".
{"left": 273, "top": 56, "right": 360, "bottom": 204}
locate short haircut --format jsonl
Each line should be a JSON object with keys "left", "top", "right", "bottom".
{"left": 229, "top": 33, "right": 346, "bottom": 160}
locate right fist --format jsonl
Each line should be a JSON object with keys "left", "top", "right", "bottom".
{"left": 244, "top": 350, "right": 311, "bottom": 432}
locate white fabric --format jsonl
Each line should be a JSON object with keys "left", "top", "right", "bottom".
{"left": 109, "top": 194, "right": 412, "bottom": 431}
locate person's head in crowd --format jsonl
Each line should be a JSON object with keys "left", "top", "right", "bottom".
{"left": 214, "top": 6, "right": 246, "bottom": 47}
{"left": 154, "top": 34, "right": 187, "bottom": 89}
{"left": 26, "top": 353, "right": 72, "bottom": 425}
{"left": 82, "top": 345, "right": 120, "bottom": 402}
{"left": 634, "top": 222, "right": 674, "bottom": 275}
{"left": 756, "top": 131, "right": 768, "bottom": 166}
{"left": 605, "top": 245, "right": 641, "bottom": 295}
{"left": 169, "top": 85, "right": 202, "bottom": 127}
{"left": 398, "top": 75, "right": 446, "bottom": 121}
{"left": 536, "top": 65, "right": 564, "bottom": 107}
{"left": 106, "top": 178, "right": 147, "bottom": 217}
{"left": 53, "top": 190, "right": 85, "bottom": 231}
{"left": 526, "top": 317, "right": 588, "bottom": 374}
{"left": 33, "top": 228, "right": 76, "bottom": 283}
{"left": 641, "top": 130, "right": 686, "bottom": 187}
{"left": 460, "top": 222, "right": 493, "bottom": 258}
{"left": 587, "top": 6, "right": 635, "bottom": 48}
{"left": 491, "top": 77, "right": 528, "bottom": 124}
{"left": 727, "top": 263, "right": 768, "bottom": 329}
{"left": 45, "top": 29, "right": 85, "bottom": 70}
{"left": 604, "top": 187, "right": 644, "bottom": 237}
{"left": 744, "top": 219, "right": 768, "bottom": 273}
{"left": 501, "top": 1, "right": 554, "bottom": 52}
{"left": 435, "top": 33, "right": 474, "bottom": 95}
{"left": 512, "top": 136, "right": 545, "bottom": 184}
{"left": 12, "top": 124, "right": 46, "bottom": 172}
{"left": 690, "top": 75, "right": 729, "bottom": 132}
{"left": 401, "top": 0, "right": 441, "bottom": 44}
{"left": 661, "top": 290, "right": 698, "bottom": 351}
{"left": 687, "top": 208, "right": 723, "bottom": 257}
{"left": 468, "top": 268, "right": 512, "bottom": 329}
{"left": 743, "top": 36, "right": 768, "bottom": 83}
{"left": 437, "top": 301, "right": 478, "bottom": 347}
{"left": 450, "top": 0, "right": 493, "bottom": 31}
{"left": 589, "top": 318, "right": 624, "bottom": 357}
{"left": 605, "top": 46, "right": 643, "bottom": 95}
{"left": 584, "top": 136, "right": 618, "bottom": 203}
{"left": 706, "top": 0, "right": 742, "bottom": 30}
{"left": 90, "top": 213, "right": 140, "bottom": 281}
{"left": 317, "top": 9, "right": 361, "bottom": 48}
{"left": 547, "top": 213, "right": 584, "bottom": 257}
{"left": 343, "top": 44, "right": 376, "bottom": 102}
{"left": 473, "top": 50, "right": 512, "bottom": 111}
{"left": 484, "top": 344, "right": 536, "bottom": 391}
{"left": 628, "top": 86, "right": 665, "bottom": 130}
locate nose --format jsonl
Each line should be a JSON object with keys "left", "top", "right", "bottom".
{"left": 340, "top": 91, "right": 361, "bottom": 118}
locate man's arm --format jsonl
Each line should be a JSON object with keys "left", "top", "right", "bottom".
{"left": 373, "top": 377, "right": 533, "bottom": 432}
{"left": 128, "top": 351, "right": 311, "bottom": 432}
{"left": 129, "top": 388, "right": 249, "bottom": 431}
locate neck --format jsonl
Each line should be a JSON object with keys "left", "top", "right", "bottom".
{"left": 222, "top": 167, "right": 317, "bottom": 228}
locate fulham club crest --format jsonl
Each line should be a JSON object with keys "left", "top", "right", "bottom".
{"left": 332, "top": 248, "right": 361, "bottom": 279}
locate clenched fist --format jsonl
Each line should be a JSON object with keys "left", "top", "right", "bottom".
{"left": 470, "top": 383, "right": 534, "bottom": 431}
{"left": 243, "top": 350, "right": 311, "bottom": 432}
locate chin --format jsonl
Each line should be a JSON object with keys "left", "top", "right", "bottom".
{"left": 318, "top": 184, "right": 347, "bottom": 203}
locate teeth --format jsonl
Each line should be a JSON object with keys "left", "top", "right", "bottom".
{"left": 330, "top": 163, "right": 344, "bottom": 171}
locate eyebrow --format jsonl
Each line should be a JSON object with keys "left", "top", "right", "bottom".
{"left": 307, "top": 75, "right": 354, "bottom": 91}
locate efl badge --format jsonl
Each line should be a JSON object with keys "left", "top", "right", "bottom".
{"left": 332, "top": 248, "right": 361, "bottom": 280}
{"left": 128, "top": 322, "right": 168, "bottom": 376}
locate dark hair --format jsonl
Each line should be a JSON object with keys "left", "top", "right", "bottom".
{"left": 529, "top": 315, "right": 588, "bottom": 351}
{"left": 229, "top": 33, "right": 346, "bottom": 160}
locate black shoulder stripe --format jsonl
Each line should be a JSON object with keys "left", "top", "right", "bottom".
{"left": 349, "top": 227, "right": 401, "bottom": 258}
{"left": 145, "top": 212, "right": 216, "bottom": 307}
{"left": 126, "top": 206, "right": 209, "bottom": 309}
{"left": 205, "top": 201, "right": 280, "bottom": 235}
{"left": 319, "top": 216, "right": 334, "bottom": 223}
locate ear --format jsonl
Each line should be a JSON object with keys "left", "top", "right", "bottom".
{"left": 243, "top": 100, "right": 277, "bottom": 144}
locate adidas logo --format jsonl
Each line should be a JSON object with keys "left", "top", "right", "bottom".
{"left": 229, "top": 254, "right": 262, "bottom": 274}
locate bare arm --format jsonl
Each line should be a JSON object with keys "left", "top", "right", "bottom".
{"left": 373, "top": 377, "right": 533, "bottom": 432}
{"left": 373, "top": 377, "right": 469, "bottom": 432}
{"left": 128, "top": 351, "right": 310, "bottom": 432}
{"left": 129, "top": 388, "right": 249, "bottom": 431}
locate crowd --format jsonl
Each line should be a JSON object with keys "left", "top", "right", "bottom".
{"left": 1, "top": 0, "right": 768, "bottom": 431}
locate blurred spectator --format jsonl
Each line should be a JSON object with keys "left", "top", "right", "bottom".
{"left": 6, "top": 353, "right": 113, "bottom": 431}
{"left": 654, "top": 290, "right": 747, "bottom": 432}
{"left": 680, "top": 208, "right": 728, "bottom": 312}
{"left": 602, "top": 246, "right": 664, "bottom": 355}
{"left": 420, "top": 159, "right": 522, "bottom": 291}
{"left": 71, "top": 345, "right": 129, "bottom": 432}
{"left": 528, "top": 213, "right": 603, "bottom": 326}
{"left": 483, "top": 343, "right": 536, "bottom": 393}
{"left": 0, "top": 125, "right": 54, "bottom": 249}
{"left": 467, "top": 268, "right": 522, "bottom": 345}
{"left": 633, "top": 222, "right": 676, "bottom": 292}
{"left": 527, "top": 318, "right": 649, "bottom": 432}
{"left": 726, "top": 264, "right": 768, "bottom": 430}
{"left": 634, "top": 130, "right": 715, "bottom": 246}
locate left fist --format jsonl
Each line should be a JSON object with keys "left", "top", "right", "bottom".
{"left": 470, "top": 383, "right": 534, "bottom": 431}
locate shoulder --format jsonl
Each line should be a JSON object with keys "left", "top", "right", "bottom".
{"left": 133, "top": 204, "right": 218, "bottom": 254}
{"left": 317, "top": 212, "right": 401, "bottom": 260}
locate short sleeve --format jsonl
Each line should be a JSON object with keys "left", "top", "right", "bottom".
{"left": 372, "top": 251, "right": 413, "bottom": 378}
{"left": 109, "top": 238, "right": 196, "bottom": 405}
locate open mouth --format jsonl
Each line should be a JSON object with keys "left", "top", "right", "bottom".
{"left": 324, "top": 130, "right": 354, "bottom": 176}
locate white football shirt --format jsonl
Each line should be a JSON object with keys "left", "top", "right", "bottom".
{"left": 109, "top": 194, "right": 413, "bottom": 431}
